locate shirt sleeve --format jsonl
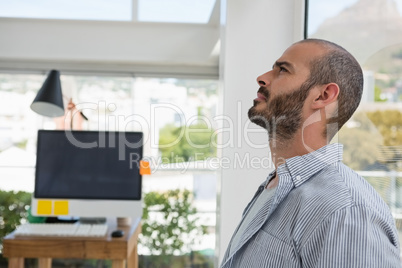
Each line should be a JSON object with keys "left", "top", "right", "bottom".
{"left": 300, "top": 205, "right": 401, "bottom": 268}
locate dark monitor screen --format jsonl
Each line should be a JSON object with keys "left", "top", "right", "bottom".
{"left": 34, "top": 130, "right": 143, "bottom": 200}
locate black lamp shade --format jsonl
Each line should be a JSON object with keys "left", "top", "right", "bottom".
{"left": 30, "top": 70, "right": 65, "bottom": 117}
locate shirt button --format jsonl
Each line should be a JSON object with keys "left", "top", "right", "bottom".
{"left": 296, "top": 175, "right": 301, "bottom": 180}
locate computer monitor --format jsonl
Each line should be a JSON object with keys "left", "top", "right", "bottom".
{"left": 31, "top": 130, "right": 143, "bottom": 219}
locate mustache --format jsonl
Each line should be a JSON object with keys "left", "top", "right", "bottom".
{"left": 257, "top": 87, "right": 269, "bottom": 100}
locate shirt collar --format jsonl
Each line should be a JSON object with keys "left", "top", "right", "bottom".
{"left": 277, "top": 143, "right": 343, "bottom": 188}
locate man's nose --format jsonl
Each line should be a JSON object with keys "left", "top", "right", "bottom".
{"left": 256, "top": 71, "right": 271, "bottom": 86}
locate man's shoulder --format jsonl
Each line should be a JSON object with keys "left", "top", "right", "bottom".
{"left": 273, "top": 163, "right": 393, "bottom": 242}
{"left": 292, "top": 163, "right": 354, "bottom": 206}
{"left": 295, "top": 163, "right": 385, "bottom": 203}
{"left": 286, "top": 162, "right": 392, "bottom": 225}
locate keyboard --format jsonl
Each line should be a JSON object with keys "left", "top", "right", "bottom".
{"left": 14, "top": 223, "right": 108, "bottom": 238}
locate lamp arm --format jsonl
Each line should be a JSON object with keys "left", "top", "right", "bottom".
{"left": 63, "top": 95, "right": 89, "bottom": 121}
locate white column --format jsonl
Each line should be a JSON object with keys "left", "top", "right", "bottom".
{"left": 216, "top": 0, "right": 305, "bottom": 265}
{"left": 131, "top": 0, "right": 138, "bottom": 21}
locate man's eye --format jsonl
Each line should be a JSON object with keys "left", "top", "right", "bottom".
{"left": 279, "top": 67, "right": 287, "bottom": 72}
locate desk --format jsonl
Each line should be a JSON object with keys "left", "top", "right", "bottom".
{"left": 3, "top": 218, "right": 141, "bottom": 268}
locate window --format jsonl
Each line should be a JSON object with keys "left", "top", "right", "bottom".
{"left": 0, "top": 72, "right": 218, "bottom": 261}
{"left": 138, "top": 0, "right": 216, "bottom": 23}
{"left": 308, "top": 0, "right": 402, "bottom": 252}
{"left": 0, "top": 0, "right": 132, "bottom": 21}
{"left": 0, "top": 0, "right": 218, "bottom": 24}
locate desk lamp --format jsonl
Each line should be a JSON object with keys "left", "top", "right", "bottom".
{"left": 31, "top": 70, "right": 88, "bottom": 127}
{"left": 30, "top": 70, "right": 64, "bottom": 117}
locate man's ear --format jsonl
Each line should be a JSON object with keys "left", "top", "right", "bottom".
{"left": 311, "top": 83, "right": 339, "bottom": 109}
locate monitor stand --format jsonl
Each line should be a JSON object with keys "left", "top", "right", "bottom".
{"left": 79, "top": 217, "right": 107, "bottom": 224}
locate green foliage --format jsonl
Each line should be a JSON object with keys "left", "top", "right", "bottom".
{"left": 338, "top": 112, "right": 383, "bottom": 170}
{"left": 0, "top": 190, "right": 31, "bottom": 252}
{"left": 339, "top": 128, "right": 382, "bottom": 171}
{"left": 367, "top": 110, "right": 402, "bottom": 169}
{"left": 16, "top": 139, "right": 28, "bottom": 150}
{"left": 366, "top": 110, "right": 402, "bottom": 147}
{"left": 139, "top": 251, "right": 214, "bottom": 268}
{"left": 339, "top": 110, "right": 402, "bottom": 171}
{"left": 374, "top": 85, "right": 387, "bottom": 102}
{"left": 139, "top": 189, "right": 207, "bottom": 267}
{"left": 159, "top": 123, "right": 216, "bottom": 164}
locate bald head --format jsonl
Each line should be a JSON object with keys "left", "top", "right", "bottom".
{"left": 296, "top": 38, "right": 364, "bottom": 138}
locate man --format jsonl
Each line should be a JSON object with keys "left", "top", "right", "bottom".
{"left": 220, "top": 39, "right": 401, "bottom": 267}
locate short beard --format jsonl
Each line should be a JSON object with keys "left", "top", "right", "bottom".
{"left": 248, "top": 81, "right": 312, "bottom": 142}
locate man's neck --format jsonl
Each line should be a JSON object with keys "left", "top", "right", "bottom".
{"left": 269, "top": 130, "right": 328, "bottom": 169}
{"left": 269, "top": 138, "right": 297, "bottom": 169}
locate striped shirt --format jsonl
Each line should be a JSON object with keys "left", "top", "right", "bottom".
{"left": 220, "top": 143, "right": 401, "bottom": 268}
{"left": 230, "top": 185, "right": 277, "bottom": 255}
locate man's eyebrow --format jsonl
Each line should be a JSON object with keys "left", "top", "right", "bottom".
{"left": 272, "top": 61, "right": 294, "bottom": 70}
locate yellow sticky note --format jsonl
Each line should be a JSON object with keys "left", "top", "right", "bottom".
{"left": 140, "top": 160, "right": 151, "bottom": 175}
{"left": 54, "top": 200, "right": 69, "bottom": 215}
{"left": 37, "top": 200, "right": 52, "bottom": 215}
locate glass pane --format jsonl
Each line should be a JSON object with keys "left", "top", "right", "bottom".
{"left": 0, "top": 73, "right": 45, "bottom": 193}
{"left": 131, "top": 77, "right": 218, "bottom": 262}
{"left": 308, "top": 0, "right": 402, "bottom": 255}
{"left": 138, "top": 0, "right": 216, "bottom": 23}
{"left": 0, "top": 72, "right": 218, "bottom": 264}
{"left": 0, "top": 0, "right": 131, "bottom": 21}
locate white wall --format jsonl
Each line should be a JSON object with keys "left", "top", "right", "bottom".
{"left": 217, "top": 0, "right": 305, "bottom": 264}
